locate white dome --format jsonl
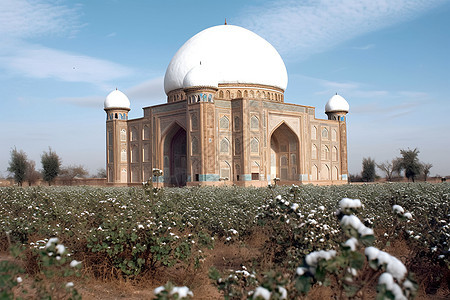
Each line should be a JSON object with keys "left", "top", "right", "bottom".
{"left": 183, "top": 63, "right": 218, "bottom": 89}
{"left": 104, "top": 89, "right": 130, "bottom": 110}
{"left": 164, "top": 25, "right": 288, "bottom": 94}
{"left": 325, "top": 94, "right": 349, "bottom": 113}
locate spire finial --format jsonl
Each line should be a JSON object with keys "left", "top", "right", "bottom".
{"left": 335, "top": 92, "right": 338, "bottom": 95}
{"left": 116, "top": 87, "right": 118, "bottom": 91}
{"left": 225, "top": 18, "right": 227, "bottom": 25}
{"left": 200, "top": 61, "right": 202, "bottom": 65}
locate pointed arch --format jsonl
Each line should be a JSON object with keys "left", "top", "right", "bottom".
{"left": 270, "top": 122, "right": 300, "bottom": 181}
{"left": 162, "top": 122, "right": 187, "bottom": 186}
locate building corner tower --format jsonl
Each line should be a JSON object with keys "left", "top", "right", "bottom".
{"left": 325, "top": 94, "right": 350, "bottom": 183}
{"left": 104, "top": 89, "right": 131, "bottom": 185}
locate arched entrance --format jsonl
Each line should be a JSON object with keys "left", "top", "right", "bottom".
{"left": 270, "top": 123, "right": 299, "bottom": 181}
{"left": 163, "top": 123, "right": 187, "bottom": 186}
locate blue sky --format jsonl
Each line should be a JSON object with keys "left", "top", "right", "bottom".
{"left": 1, "top": 0, "right": 449, "bottom": 177}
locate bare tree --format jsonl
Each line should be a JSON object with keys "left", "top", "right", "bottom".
{"left": 376, "top": 159, "right": 400, "bottom": 182}
{"left": 59, "top": 165, "right": 89, "bottom": 185}
{"left": 7, "top": 148, "right": 28, "bottom": 186}
{"left": 25, "top": 160, "right": 41, "bottom": 186}
{"left": 422, "top": 163, "right": 432, "bottom": 182}
{"left": 94, "top": 168, "right": 107, "bottom": 178}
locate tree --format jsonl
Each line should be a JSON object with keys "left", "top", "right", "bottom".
{"left": 395, "top": 148, "right": 422, "bottom": 182}
{"left": 422, "top": 163, "right": 432, "bottom": 182}
{"left": 59, "top": 165, "right": 89, "bottom": 185}
{"left": 361, "top": 157, "right": 376, "bottom": 182}
{"left": 7, "top": 148, "right": 28, "bottom": 186}
{"left": 41, "top": 148, "right": 61, "bottom": 186}
{"left": 25, "top": 160, "right": 41, "bottom": 186}
{"left": 376, "top": 159, "right": 400, "bottom": 182}
{"left": 94, "top": 168, "right": 107, "bottom": 178}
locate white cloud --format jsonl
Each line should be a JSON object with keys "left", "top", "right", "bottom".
{"left": 0, "top": 43, "right": 134, "bottom": 84}
{"left": 0, "top": 0, "right": 134, "bottom": 87}
{"left": 0, "top": 0, "right": 82, "bottom": 39}
{"left": 238, "top": 0, "right": 446, "bottom": 59}
{"left": 59, "top": 77, "right": 166, "bottom": 108}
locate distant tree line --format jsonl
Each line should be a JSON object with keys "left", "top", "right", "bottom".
{"left": 351, "top": 148, "right": 434, "bottom": 183}
{"left": 6, "top": 147, "right": 106, "bottom": 186}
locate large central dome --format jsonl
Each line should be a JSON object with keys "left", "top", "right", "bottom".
{"left": 164, "top": 25, "right": 288, "bottom": 95}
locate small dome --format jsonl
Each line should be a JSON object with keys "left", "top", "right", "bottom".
{"left": 325, "top": 94, "right": 349, "bottom": 113}
{"left": 183, "top": 63, "right": 218, "bottom": 89}
{"left": 104, "top": 89, "right": 130, "bottom": 110}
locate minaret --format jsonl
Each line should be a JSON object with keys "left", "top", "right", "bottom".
{"left": 104, "top": 89, "right": 131, "bottom": 185}
{"left": 325, "top": 93, "right": 349, "bottom": 182}
{"left": 182, "top": 63, "right": 219, "bottom": 184}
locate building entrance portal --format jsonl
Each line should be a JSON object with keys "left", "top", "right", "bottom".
{"left": 270, "top": 123, "right": 299, "bottom": 181}
{"left": 163, "top": 124, "right": 187, "bottom": 186}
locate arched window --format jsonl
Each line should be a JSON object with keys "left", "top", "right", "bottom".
{"left": 312, "top": 144, "right": 318, "bottom": 159}
{"left": 321, "top": 164, "right": 330, "bottom": 180}
{"left": 250, "top": 115, "right": 259, "bottom": 130}
{"left": 312, "top": 165, "right": 318, "bottom": 181}
{"left": 120, "top": 129, "right": 126, "bottom": 141}
{"left": 143, "top": 144, "right": 150, "bottom": 162}
{"left": 311, "top": 126, "right": 317, "bottom": 140}
{"left": 220, "top": 138, "right": 229, "bottom": 153}
{"left": 234, "top": 138, "right": 241, "bottom": 155}
{"left": 333, "top": 166, "right": 339, "bottom": 180}
{"left": 249, "top": 90, "right": 254, "bottom": 98}
{"left": 219, "top": 116, "right": 230, "bottom": 130}
{"left": 220, "top": 161, "right": 231, "bottom": 179}
{"left": 131, "top": 127, "right": 138, "bottom": 141}
{"left": 121, "top": 149, "right": 127, "bottom": 162}
{"left": 219, "top": 90, "right": 224, "bottom": 98}
{"left": 332, "top": 146, "right": 338, "bottom": 161}
{"left": 143, "top": 125, "right": 150, "bottom": 140}
{"left": 208, "top": 94, "right": 212, "bottom": 102}
{"left": 234, "top": 116, "right": 240, "bottom": 131}
{"left": 321, "top": 145, "right": 330, "bottom": 160}
{"left": 332, "top": 129, "right": 337, "bottom": 141}
{"left": 237, "top": 90, "right": 242, "bottom": 98}
{"left": 322, "top": 128, "right": 329, "bottom": 139}
{"left": 226, "top": 90, "right": 231, "bottom": 99}
{"left": 244, "top": 90, "right": 248, "bottom": 97}
{"left": 131, "top": 145, "right": 139, "bottom": 163}
{"left": 191, "top": 113, "right": 198, "bottom": 130}
{"left": 191, "top": 137, "right": 199, "bottom": 155}
{"left": 250, "top": 138, "right": 259, "bottom": 153}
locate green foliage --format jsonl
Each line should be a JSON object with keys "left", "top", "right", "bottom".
{"left": 396, "top": 148, "right": 422, "bottom": 182}
{"left": 41, "top": 147, "right": 61, "bottom": 185}
{"left": 362, "top": 157, "right": 376, "bottom": 182}
{"left": 7, "top": 148, "right": 28, "bottom": 186}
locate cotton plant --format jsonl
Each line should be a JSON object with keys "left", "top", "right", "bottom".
{"left": 295, "top": 198, "right": 417, "bottom": 299}
{"left": 153, "top": 281, "right": 193, "bottom": 300}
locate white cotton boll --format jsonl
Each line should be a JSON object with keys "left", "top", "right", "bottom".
{"left": 339, "top": 198, "right": 362, "bottom": 210}
{"left": 365, "top": 246, "right": 380, "bottom": 261}
{"left": 386, "top": 256, "right": 407, "bottom": 281}
{"left": 70, "top": 260, "right": 82, "bottom": 267}
{"left": 253, "top": 286, "right": 271, "bottom": 300}
{"left": 45, "top": 237, "right": 59, "bottom": 248}
{"left": 275, "top": 195, "right": 282, "bottom": 201}
{"left": 16, "top": 276, "right": 22, "bottom": 283}
{"left": 66, "top": 282, "right": 74, "bottom": 288}
{"left": 296, "top": 267, "right": 307, "bottom": 276}
{"left": 291, "top": 203, "right": 299, "bottom": 211}
{"left": 154, "top": 286, "right": 165, "bottom": 295}
{"left": 392, "top": 205, "right": 404, "bottom": 214}
{"left": 403, "top": 212, "right": 412, "bottom": 219}
{"left": 344, "top": 237, "right": 358, "bottom": 251}
{"left": 341, "top": 215, "right": 374, "bottom": 237}
{"left": 318, "top": 205, "right": 325, "bottom": 211}
{"left": 56, "top": 244, "right": 66, "bottom": 255}
{"left": 277, "top": 286, "right": 287, "bottom": 299}
{"left": 170, "top": 286, "right": 193, "bottom": 298}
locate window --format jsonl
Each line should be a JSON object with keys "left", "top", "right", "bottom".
{"left": 312, "top": 144, "right": 318, "bottom": 159}
{"left": 311, "top": 126, "right": 317, "bottom": 140}
{"left": 250, "top": 138, "right": 259, "bottom": 153}
{"left": 321, "top": 146, "right": 330, "bottom": 160}
{"left": 251, "top": 173, "right": 259, "bottom": 180}
{"left": 322, "top": 128, "right": 329, "bottom": 139}
{"left": 220, "top": 138, "right": 229, "bottom": 153}
{"left": 191, "top": 137, "right": 199, "bottom": 154}
{"left": 234, "top": 138, "right": 241, "bottom": 155}
{"left": 219, "top": 116, "right": 230, "bottom": 130}
{"left": 332, "top": 146, "right": 338, "bottom": 161}
{"left": 143, "top": 125, "right": 150, "bottom": 140}
{"left": 332, "top": 129, "right": 337, "bottom": 141}
{"left": 250, "top": 115, "right": 259, "bottom": 130}
{"left": 120, "top": 129, "right": 126, "bottom": 141}
{"left": 191, "top": 113, "right": 198, "bottom": 130}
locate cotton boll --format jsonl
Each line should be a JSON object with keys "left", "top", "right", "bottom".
{"left": 392, "top": 205, "right": 404, "bottom": 214}
{"left": 344, "top": 237, "right": 358, "bottom": 251}
{"left": 253, "top": 286, "right": 271, "bottom": 300}
{"left": 170, "top": 286, "right": 193, "bottom": 298}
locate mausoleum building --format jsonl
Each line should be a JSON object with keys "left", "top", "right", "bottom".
{"left": 104, "top": 24, "right": 349, "bottom": 186}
